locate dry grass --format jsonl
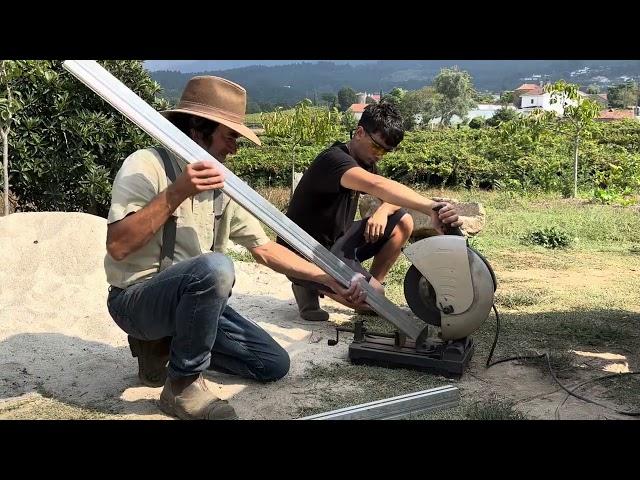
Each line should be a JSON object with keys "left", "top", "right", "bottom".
{"left": 0, "top": 394, "right": 108, "bottom": 420}
{"left": 288, "top": 189, "right": 640, "bottom": 418}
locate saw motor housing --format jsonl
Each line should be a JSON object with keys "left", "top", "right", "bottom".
{"left": 403, "top": 236, "right": 496, "bottom": 341}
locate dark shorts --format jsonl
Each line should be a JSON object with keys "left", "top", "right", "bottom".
{"left": 288, "top": 208, "right": 409, "bottom": 293}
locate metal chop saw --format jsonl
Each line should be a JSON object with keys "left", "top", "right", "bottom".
{"left": 63, "top": 60, "right": 497, "bottom": 380}
{"left": 329, "top": 214, "right": 497, "bottom": 378}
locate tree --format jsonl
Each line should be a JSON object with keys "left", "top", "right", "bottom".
{"left": 546, "top": 80, "right": 602, "bottom": 198}
{"left": 0, "top": 61, "right": 24, "bottom": 215}
{"left": 341, "top": 110, "right": 358, "bottom": 134}
{"left": 381, "top": 87, "right": 406, "bottom": 106}
{"left": 473, "top": 90, "right": 495, "bottom": 103}
{"left": 499, "top": 90, "right": 515, "bottom": 107}
{"left": 486, "top": 107, "right": 519, "bottom": 127}
{"left": 398, "top": 86, "right": 438, "bottom": 130}
{"left": 261, "top": 100, "right": 343, "bottom": 193}
{"left": 320, "top": 92, "right": 338, "bottom": 109}
{"left": 433, "top": 67, "right": 477, "bottom": 126}
{"left": 608, "top": 81, "right": 638, "bottom": 108}
{"left": 586, "top": 84, "right": 600, "bottom": 94}
{"left": 337, "top": 87, "right": 357, "bottom": 111}
{"left": 259, "top": 101, "right": 275, "bottom": 112}
{"left": 246, "top": 100, "right": 261, "bottom": 114}
{"left": 468, "top": 117, "right": 485, "bottom": 129}
{"left": 365, "top": 96, "right": 376, "bottom": 105}
{"left": 5, "top": 60, "right": 170, "bottom": 216}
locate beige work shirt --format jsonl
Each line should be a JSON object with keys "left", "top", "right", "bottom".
{"left": 104, "top": 148, "right": 269, "bottom": 288}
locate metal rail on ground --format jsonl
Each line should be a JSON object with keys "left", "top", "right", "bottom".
{"left": 298, "top": 385, "right": 460, "bottom": 420}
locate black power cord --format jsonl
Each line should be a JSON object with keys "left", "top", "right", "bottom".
{"left": 554, "top": 371, "right": 640, "bottom": 419}
{"left": 485, "top": 303, "right": 640, "bottom": 417}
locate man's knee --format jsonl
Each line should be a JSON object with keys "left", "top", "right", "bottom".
{"left": 192, "top": 253, "right": 235, "bottom": 295}
{"left": 257, "top": 345, "right": 290, "bottom": 383}
{"left": 395, "top": 212, "right": 414, "bottom": 239}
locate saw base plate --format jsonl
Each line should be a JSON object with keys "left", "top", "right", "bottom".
{"left": 348, "top": 335, "right": 475, "bottom": 378}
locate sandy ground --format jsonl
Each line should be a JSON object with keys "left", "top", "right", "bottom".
{"left": 0, "top": 212, "right": 361, "bottom": 419}
{"left": 0, "top": 212, "right": 636, "bottom": 420}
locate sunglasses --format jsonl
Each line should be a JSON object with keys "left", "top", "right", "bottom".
{"left": 364, "top": 129, "right": 395, "bottom": 154}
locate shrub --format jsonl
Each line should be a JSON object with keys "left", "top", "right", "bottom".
{"left": 524, "top": 227, "right": 573, "bottom": 249}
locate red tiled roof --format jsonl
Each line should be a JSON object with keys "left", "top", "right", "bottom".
{"left": 597, "top": 109, "right": 635, "bottom": 120}
{"left": 348, "top": 103, "right": 367, "bottom": 113}
{"left": 515, "top": 83, "right": 540, "bottom": 91}
{"left": 519, "top": 86, "right": 544, "bottom": 95}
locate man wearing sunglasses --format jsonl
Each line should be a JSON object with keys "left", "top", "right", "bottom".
{"left": 277, "top": 102, "right": 462, "bottom": 319}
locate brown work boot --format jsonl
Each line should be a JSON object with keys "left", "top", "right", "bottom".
{"left": 128, "top": 335, "right": 171, "bottom": 388}
{"left": 158, "top": 373, "right": 238, "bottom": 420}
{"left": 291, "top": 284, "right": 329, "bottom": 321}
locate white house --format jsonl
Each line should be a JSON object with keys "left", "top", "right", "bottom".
{"left": 467, "top": 104, "right": 512, "bottom": 120}
{"left": 355, "top": 92, "right": 381, "bottom": 104}
{"left": 422, "top": 103, "right": 511, "bottom": 126}
{"left": 514, "top": 83, "right": 576, "bottom": 116}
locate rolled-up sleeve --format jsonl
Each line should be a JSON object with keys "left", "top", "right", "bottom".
{"left": 222, "top": 200, "right": 270, "bottom": 250}
{"left": 107, "top": 150, "right": 161, "bottom": 224}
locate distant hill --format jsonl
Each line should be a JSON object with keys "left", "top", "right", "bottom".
{"left": 144, "top": 60, "right": 377, "bottom": 73}
{"left": 150, "top": 60, "right": 640, "bottom": 107}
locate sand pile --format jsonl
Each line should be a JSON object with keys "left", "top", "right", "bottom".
{"left": 0, "top": 212, "right": 353, "bottom": 419}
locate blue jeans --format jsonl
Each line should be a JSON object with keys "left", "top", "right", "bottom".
{"left": 107, "top": 252, "right": 290, "bottom": 382}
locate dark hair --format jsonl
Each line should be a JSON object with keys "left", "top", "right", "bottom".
{"left": 167, "top": 112, "right": 220, "bottom": 140}
{"left": 358, "top": 102, "right": 404, "bottom": 147}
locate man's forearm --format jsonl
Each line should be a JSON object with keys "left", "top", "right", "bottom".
{"left": 106, "top": 185, "right": 185, "bottom": 261}
{"left": 375, "top": 202, "right": 402, "bottom": 216}
{"left": 369, "top": 178, "right": 436, "bottom": 215}
{"left": 250, "top": 241, "right": 333, "bottom": 287}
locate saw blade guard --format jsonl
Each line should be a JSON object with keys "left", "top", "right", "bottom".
{"left": 403, "top": 237, "right": 495, "bottom": 341}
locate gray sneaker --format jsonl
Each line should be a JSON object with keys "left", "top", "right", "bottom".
{"left": 158, "top": 374, "right": 238, "bottom": 420}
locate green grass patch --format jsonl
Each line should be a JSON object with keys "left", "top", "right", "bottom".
{"left": 495, "top": 289, "right": 549, "bottom": 309}
{"left": 600, "top": 375, "right": 640, "bottom": 410}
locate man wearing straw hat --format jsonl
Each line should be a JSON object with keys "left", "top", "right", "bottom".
{"left": 104, "top": 76, "right": 366, "bottom": 420}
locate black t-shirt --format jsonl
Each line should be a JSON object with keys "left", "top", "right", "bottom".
{"left": 278, "top": 142, "right": 374, "bottom": 249}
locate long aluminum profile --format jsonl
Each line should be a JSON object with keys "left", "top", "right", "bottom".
{"left": 298, "top": 385, "right": 459, "bottom": 420}
{"left": 62, "top": 60, "right": 427, "bottom": 340}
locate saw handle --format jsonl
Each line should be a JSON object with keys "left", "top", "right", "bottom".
{"left": 432, "top": 204, "right": 464, "bottom": 236}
